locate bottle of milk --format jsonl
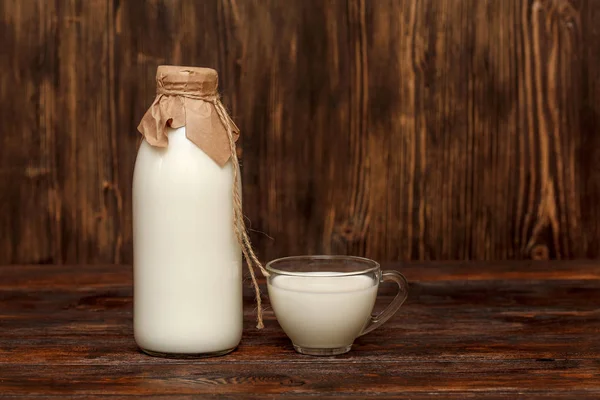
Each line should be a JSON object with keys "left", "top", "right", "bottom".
{"left": 133, "top": 66, "right": 265, "bottom": 358}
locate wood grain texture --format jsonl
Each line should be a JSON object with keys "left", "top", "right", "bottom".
{"left": 1, "top": 262, "right": 600, "bottom": 398}
{"left": 1, "top": 0, "right": 600, "bottom": 264}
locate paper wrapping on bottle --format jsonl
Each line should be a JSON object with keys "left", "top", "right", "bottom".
{"left": 137, "top": 66, "right": 239, "bottom": 167}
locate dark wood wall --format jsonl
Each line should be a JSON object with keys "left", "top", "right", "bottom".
{"left": 1, "top": 0, "right": 599, "bottom": 265}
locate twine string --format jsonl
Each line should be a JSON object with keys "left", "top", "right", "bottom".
{"left": 157, "top": 87, "right": 269, "bottom": 329}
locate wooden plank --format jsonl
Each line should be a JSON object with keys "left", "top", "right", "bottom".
{"left": 2, "top": 261, "right": 600, "bottom": 290}
{"left": 0, "top": 1, "right": 52, "bottom": 264}
{"left": 0, "top": 361, "right": 599, "bottom": 397}
{"left": 0, "top": 396, "right": 596, "bottom": 400}
{"left": 1, "top": 305, "right": 600, "bottom": 364}
{"left": 580, "top": 0, "right": 600, "bottom": 257}
{"left": 47, "top": 0, "right": 117, "bottom": 263}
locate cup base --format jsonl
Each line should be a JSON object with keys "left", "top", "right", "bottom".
{"left": 141, "top": 347, "right": 236, "bottom": 359}
{"left": 293, "top": 344, "right": 352, "bottom": 356}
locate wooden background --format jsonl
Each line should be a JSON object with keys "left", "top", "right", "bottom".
{"left": 1, "top": 0, "right": 599, "bottom": 265}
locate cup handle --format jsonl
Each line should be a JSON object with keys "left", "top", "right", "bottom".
{"left": 360, "top": 270, "right": 409, "bottom": 336}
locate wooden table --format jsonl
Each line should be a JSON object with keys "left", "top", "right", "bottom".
{"left": 1, "top": 262, "right": 599, "bottom": 398}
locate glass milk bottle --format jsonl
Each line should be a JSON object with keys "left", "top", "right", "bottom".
{"left": 133, "top": 66, "right": 245, "bottom": 357}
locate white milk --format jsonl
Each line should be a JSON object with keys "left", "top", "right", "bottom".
{"left": 268, "top": 273, "right": 378, "bottom": 348}
{"left": 133, "top": 126, "right": 242, "bottom": 355}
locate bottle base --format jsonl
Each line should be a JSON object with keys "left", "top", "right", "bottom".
{"left": 292, "top": 344, "right": 352, "bottom": 356}
{"left": 140, "top": 346, "right": 237, "bottom": 359}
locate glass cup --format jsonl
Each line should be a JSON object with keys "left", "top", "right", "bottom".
{"left": 266, "top": 255, "right": 408, "bottom": 356}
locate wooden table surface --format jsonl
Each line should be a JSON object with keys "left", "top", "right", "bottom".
{"left": 1, "top": 261, "right": 599, "bottom": 398}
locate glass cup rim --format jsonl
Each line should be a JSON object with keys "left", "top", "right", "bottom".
{"left": 265, "top": 255, "right": 381, "bottom": 277}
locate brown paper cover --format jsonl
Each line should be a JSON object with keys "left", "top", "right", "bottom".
{"left": 137, "top": 66, "right": 239, "bottom": 166}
